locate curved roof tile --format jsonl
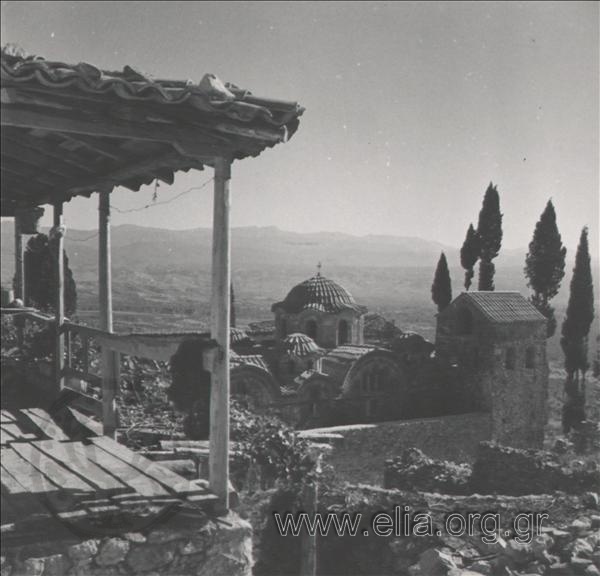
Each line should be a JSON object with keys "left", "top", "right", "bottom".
{"left": 272, "top": 274, "right": 366, "bottom": 315}
{"left": 1, "top": 51, "right": 304, "bottom": 130}
{"left": 282, "top": 333, "right": 323, "bottom": 357}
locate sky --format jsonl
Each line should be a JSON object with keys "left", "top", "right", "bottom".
{"left": 1, "top": 1, "right": 598, "bottom": 255}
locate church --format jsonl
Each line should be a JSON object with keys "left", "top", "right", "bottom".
{"left": 228, "top": 269, "right": 549, "bottom": 447}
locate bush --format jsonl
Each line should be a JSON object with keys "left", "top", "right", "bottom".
{"left": 166, "top": 339, "right": 317, "bottom": 488}
{"left": 231, "top": 400, "right": 316, "bottom": 489}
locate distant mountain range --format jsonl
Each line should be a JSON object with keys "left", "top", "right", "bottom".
{"left": 0, "top": 222, "right": 589, "bottom": 327}
{"left": 2, "top": 221, "right": 531, "bottom": 273}
{"left": 2, "top": 221, "right": 598, "bottom": 363}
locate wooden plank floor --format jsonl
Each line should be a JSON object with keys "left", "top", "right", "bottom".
{"left": 1, "top": 408, "right": 218, "bottom": 539}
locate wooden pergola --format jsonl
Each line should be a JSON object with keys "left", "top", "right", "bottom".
{"left": 0, "top": 49, "right": 304, "bottom": 509}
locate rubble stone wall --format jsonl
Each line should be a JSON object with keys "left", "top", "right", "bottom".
{"left": 305, "top": 412, "right": 492, "bottom": 485}
{"left": 471, "top": 441, "right": 600, "bottom": 495}
{"left": 1, "top": 511, "right": 252, "bottom": 576}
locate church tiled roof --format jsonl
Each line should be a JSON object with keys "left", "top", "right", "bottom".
{"left": 457, "top": 292, "right": 546, "bottom": 324}
{"left": 272, "top": 274, "right": 366, "bottom": 314}
{"left": 230, "top": 327, "right": 251, "bottom": 345}
{"left": 282, "top": 333, "right": 323, "bottom": 357}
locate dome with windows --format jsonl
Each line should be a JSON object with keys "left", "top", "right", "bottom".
{"left": 272, "top": 274, "right": 366, "bottom": 314}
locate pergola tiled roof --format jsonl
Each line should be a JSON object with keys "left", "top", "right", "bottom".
{"left": 1, "top": 45, "right": 305, "bottom": 510}
{"left": 0, "top": 47, "right": 304, "bottom": 215}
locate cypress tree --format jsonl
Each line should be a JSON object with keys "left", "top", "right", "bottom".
{"left": 460, "top": 224, "right": 480, "bottom": 291}
{"left": 525, "top": 200, "right": 567, "bottom": 337}
{"left": 19, "top": 233, "right": 77, "bottom": 317}
{"left": 560, "top": 227, "right": 595, "bottom": 432}
{"left": 476, "top": 183, "right": 503, "bottom": 291}
{"left": 431, "top": 252, "right": 452, "bottom": 312}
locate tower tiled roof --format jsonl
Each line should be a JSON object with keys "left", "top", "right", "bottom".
{"left": 272, "top": 274, "right": 366, "bottom": 314}
{"left": 282, "top": 333, "right": 323, "bottom": 357}
{"left": 458, "top": 292, "right": 546, "bottom": 323}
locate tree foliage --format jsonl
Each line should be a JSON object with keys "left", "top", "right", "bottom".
{"left": 18, "top": 233, "right": 77, "bottom": 316}
{"left": 431, "top": 252, "right": 452, "bottom": 312}
{"left": 460, "top": 223, "right": 480, "bottom": 291}
{"left": 525, "top": 200, "right": 567, "bottom": 337}
{"left": 476, "top": 183, "right": 503, "bottom": 291}
{"left": 560, "top": 227, "right": 595, "bottom": 432}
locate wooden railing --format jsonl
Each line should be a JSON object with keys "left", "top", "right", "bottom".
{"left": 1, "top": 308, "right": 217, "bottom": 436}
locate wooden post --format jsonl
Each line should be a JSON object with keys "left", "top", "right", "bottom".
{"left": 82, "top": 335, "right": 90, "bottom": 375}
{"left": 14, "top": 215, "right": 24, "bottom": 302}
{"left": 209, "top": 157, "right": 232, "bottom": 508}
{"left": 99, "top": 190, "right": 118, "bottom": 438}
{"left": 14, "top": 215, "right": 25, "bottom": 349}
{"left": 53, "top": 203, "right": 65, "bottom": 393}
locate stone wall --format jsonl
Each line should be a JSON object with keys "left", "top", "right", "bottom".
{"left": 471, "top": 441, "right": 600, "bottom": 496}
{"left": 385, "top": 442, "right": 600, "bottom": 497}
{"left": 436, "top": 303, "right": 549, "bottom": 450}
{"left": 301, "top": 412, "right": 492, "bottom": 485}
{"left": 274, "top": 308, "right": 363, "bottom": 349}
{"left": 1, "top": 511, "right": 252, "bottom": 576}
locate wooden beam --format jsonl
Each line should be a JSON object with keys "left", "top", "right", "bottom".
{"left": 53, "top": 203, "right": 65, "bottom": 395}
{"left": 99, "top": 190, "right": 118, "bottom": 438}
{"left": 59, "top": 134, "right": 121, "bottom": 161}
{"left": 208, "top": 156, "right": 232, "bottom": 508}
{"left": 2, "top": 134, "right": 97, "bottom": 174}
{"left": 2, "top": 149, "right": 78, "bottom": 181}
{"left": 64, "top": 152, "right": 204, "bottom": 197}
{"left": 2, "top": 107, "right": 227, "bottom": 155}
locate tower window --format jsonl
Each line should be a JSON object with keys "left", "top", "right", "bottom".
{"left": 505, "top": 347, "right": 516, "bottom": 370}
{"left": 525, "top": 347, "right": 536, "bottom": 369}
{"left": 338, "top": 319, "right": 350, "bottom": 345}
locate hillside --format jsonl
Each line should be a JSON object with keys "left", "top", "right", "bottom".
{"left": 1, "top": 222, "right": 597, "bottom": 363}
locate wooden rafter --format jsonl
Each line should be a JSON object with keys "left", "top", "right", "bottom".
{"left": 1, "top": 136, "right": 97, "bottom": 174}
{"left": 1, "top": 148, "right": 79, "bottom": 180}
{"left": 62, "top": 152, "right": 205, "bottom": 196}
{"left": 2, "top": 107, "right": 232, "bottom": 154}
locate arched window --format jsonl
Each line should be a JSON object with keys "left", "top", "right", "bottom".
{"left": 525, "top": 347, "right": 536, "bottom": 369}
{"left": 457, "top": 307, "right": 474, "bottom": 335}
{"left": 505, "top": 347, "right": 516, "bottom": 370}
{"left": 338, "top": 319, "right": 350, "bottom": 345}
{"left": 305, "top": 319, "right": 318, "bottom": 340}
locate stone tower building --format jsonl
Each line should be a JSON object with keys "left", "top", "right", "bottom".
{"left": 436, "top": 291, "right": 548, "bottom": 448}
{"left": 271, "top": 271, "right": 367, "bottom": 349}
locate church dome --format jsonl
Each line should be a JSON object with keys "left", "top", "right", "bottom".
{"left": 282, "top": 333, "right": 323, "bottom": 357}
{"left": 272, "top": 274, "right": 366, "bottom": 314}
